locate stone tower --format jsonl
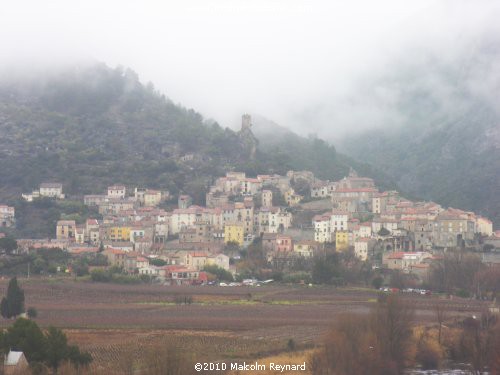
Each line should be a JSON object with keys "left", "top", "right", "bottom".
{"left": 238, "top": 113, "right": 258, "bottom": 160}
{"left": 241, "top": 114, "right": 252, "bottom": 130}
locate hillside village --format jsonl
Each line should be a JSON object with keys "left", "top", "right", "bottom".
{"left": 0, "top": 115, "right": 497, "bottom": 289}
{"left": 1, "top": 131, "right": 498, "bottom": 287}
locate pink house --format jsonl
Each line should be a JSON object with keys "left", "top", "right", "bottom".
{"left": 276, "top": 235, "right": 293, "bottom": 252}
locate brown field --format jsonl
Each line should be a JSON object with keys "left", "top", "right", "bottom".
{"left": 0, "top": 278, "right": 488, "bottom": 374}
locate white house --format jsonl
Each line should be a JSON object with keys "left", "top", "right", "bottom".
{"left": 39, "top": 182, "right": 65, "bottom": 199}
{"left": 107, "top": 185, "right": 126, "bottom": 199}
{"left": 330, "top": 211, "right": 349, "bottom": 232}
{"left": 313, "top": 214, "right": 331, "bottom": 243}
{"left": 354, "top": 238, "right": 372, "bottom": 261}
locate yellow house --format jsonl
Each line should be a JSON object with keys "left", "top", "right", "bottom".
{"left": 224, "top": 223, "right": 244, "bottom": 246}
{"left": 335, "top": 231, "right": 349, "bottom": 251}
{"left": 144, "top": 190, "right": 162, "bottom": 206}
{"left": 56, "top": 220, "right": 76, "bottom": 240}
{"left": 284, "top": 189, "right": 302, "bottom": 206}
{"left": 109, "top": 226, "right": 131, "bottom": 242}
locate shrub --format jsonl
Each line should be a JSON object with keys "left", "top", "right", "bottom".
{"left": 415, "top": 338, "right": 442, "bottom": 370}
{"left": 27, "top": 307, "right": 38, "bottom": 319}
{"left": 90, "top": 269, "right": 112, "bottom": 282}
{"left": 283, "top": 272, "right": 312, "bottom": 284}
{"left": 174, "top": 295, "right": 193, "bottom": 305}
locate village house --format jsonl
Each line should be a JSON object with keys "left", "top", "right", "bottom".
{"left": 331, "top": 187, "right": 377, "bottom": 213}
{"left": 56, "top": 220, "right": 76, "bottom": 240}
{"left": 255, "top": 207, "right": 292, "bottom": 235}
{"left": 330, "top": 211, "right": 349, "bottom": 232}
{"left": 354, "top": 238, "right": 373, "bottom": 261}
{"left": 433, "top": 208, "right": 476, "bottom": 248}
{"left": 169, "top": 206, "right": 203, "bottom": 234}
{"left": 102, "top": 241, "right": 134, "bottom": 252}
{"left": 313, "top": 214, "right": 331, "bottom": 243}
{"left": 98, "top": 198, "right": 135, "bottom": 215}
{"left": 144, "top": 189, "right": 163, "bottom": 206}
{"left": 353, "top": 222, "right": 372, "bottom": 240}
{"left": 476, "top": 216, "right": 493, "bottom": 236}
{"left": 185, "top": 252, "right": 209, "bottom": 270}
{"left": 84, "top": 194, "right": 108, "bottom": 206}
{"left": 4, "top": 350, "right": 29, "bottom": 375}
{"left": 206, "top": 253, "right": 230, "bottom": 270}
{"left": 311, "top": 182, "right": 329, "bottom": 198}
{"left": 241, "top": 178, "right": 262, "bottom": 195}
{"left": 134, "top": 237, "right": 153, "bottom": 253}
{"left": 0, "top": 205, "right": 15, "bottom": 227}
{"left": 23, "top": 182, "right": 65, "bottom": 201}
{"left": 382, "top": 251, "right": 433, "bottom": 272}
{"left": 331, "top": 196, "right": 358, "bottom": 213}
{"left": 412, "top": 219, "right": 434, "bottom": 251}
{"left": 284, "top": 189, "right": 302, "bottom": 206}
{"left": 233, "top": 200, "right": 254, "bottom": 235}
{"left": 162, "top": 265, "right": 201, "bottom": 285}
{"left": 100, "top": 225, "right": 131, "bottom": 242}
{"left": 39, "top": 182, "right": 65, "bottom": 199}
{"left": 293, "top": 240, "right": 318, "bottom": 258}
{"left": 224, "top": 223, "right": 244, "bottom": 246}
{"left": 372, "top": 218, "right": 399, "bottom": 235}
{"left": 138, "top": 264, "right": 162, "bottom": 277}
{"left": 74, "top": 226, "right": 85, "bottom": 244}
{"left": 261, "top": 190, "right": 273, "bottom": 208}
{"left": 103, "top": 248, "right": 127, "bottom": 267}
{"left": 107, "top": 185, "right": 126, "bottom": 198}
{"left": 335, "top": 231, "right": 349, "bottom": 251}
{"left": 276, "top": 234, "right": 293, "bottom": 252}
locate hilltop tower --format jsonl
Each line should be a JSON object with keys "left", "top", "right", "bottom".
{"left": 241, "top": 114, "right": 252, "bottom": 130}
{"left": 238, "top": 113, "right": 258, "bottom": 160}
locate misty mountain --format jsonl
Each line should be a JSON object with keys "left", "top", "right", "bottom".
{"left": 251, "top": 115, "right": 397, "bottom": 191}
{"left": 0, "top": 63, "right": 383, "bottom": 205}
{"left": 341, "top": 36, "right": 500, "bottom": 226}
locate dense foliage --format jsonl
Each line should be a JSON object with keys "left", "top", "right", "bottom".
{"left": 202, "top": 264, "right": 234, "bottom": 282}
{"left": 0, "top": 63, "right": 389, "bottom": 222}
{"left": 0, "top": 318, "right": 92, "bottom": 371}
{"left": 0, "top": 277, "right": 25, "bottom": 319}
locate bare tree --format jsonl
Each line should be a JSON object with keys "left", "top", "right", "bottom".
{"left": 434, "top": 302, "right": 448, "bottom": 344}
{"left": 310, "top": 295, "right": 415, "bottom": 375}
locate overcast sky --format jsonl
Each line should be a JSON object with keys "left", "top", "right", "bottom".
{"left": 1, "top": 0, "right": 499, "bottom": 139}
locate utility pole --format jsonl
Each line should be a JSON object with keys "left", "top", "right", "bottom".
{"left": 27, "top": 262, "right": 30, "bottom": 279}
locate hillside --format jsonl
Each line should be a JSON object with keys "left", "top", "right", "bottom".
{"left": 0, "top": 63, "right": 384, "bottom": 209}
{"left": 341, "top": 38, "right": 500, "bottom": 226}
{"left": 251, "top": 115, "right": 397, "bottom": 192}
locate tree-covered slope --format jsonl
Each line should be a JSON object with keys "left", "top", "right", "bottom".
{"left": 0, "top": 63, "right": 387, "bottom": 206}
{"left": 341, "top": 36, "right": 500, "bottom": 226}
{"left": 252, "top": 115, "right": 397, "bottom": 191}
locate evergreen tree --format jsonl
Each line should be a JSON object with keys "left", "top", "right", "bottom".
{"left": 0, "top": 298, "right": 9, "bottom": 318}
{"left": 46, "top": 327, "right": 69, "bottom": 370}
{"left": 1, "top": 277, "right": 25, "bottom": 319}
